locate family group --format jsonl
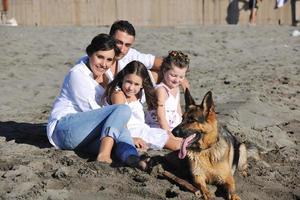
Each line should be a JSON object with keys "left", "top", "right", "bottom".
{"left": 47, "top": 20, "right": 190, "bottom": 170}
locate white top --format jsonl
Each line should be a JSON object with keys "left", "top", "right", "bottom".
{"left": 145, "top": 83, "right": 182, "bottom": 130}
{"left": 126, "top": 100, "right": 146, "bottom": 130}
{"left": 126, "top": 100, "right": 168, "bottom": 150}
{"left": 47, "top": 61, "right": 104, "bottom": 148}
{"left": 77, "top": 48, "right": 155, "bottom": 82}
{"left": 103, "top": 96, "right": 168, "bottom": 150}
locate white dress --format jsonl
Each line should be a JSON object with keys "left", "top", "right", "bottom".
{"left": 126, "top": 100, "right": 169, "bottom": 150}
{"left": 145, "top": 83, "right": 182, "bottom": 130}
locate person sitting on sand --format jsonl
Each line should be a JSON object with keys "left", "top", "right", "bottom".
{"left": 103, "top": 60, "right": 182, "bottom": 151}
{"left": 47, "top": 33, "right": 149, "bottom": 170}
{"left": 145, "top": 51, "right": 190, "bottom": 133}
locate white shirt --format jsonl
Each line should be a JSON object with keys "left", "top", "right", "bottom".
{"left": 47, "top": 61, "right": 104, "bottom": 148}
{"left": 103, "top": 96, "right": 168, "bottom": 150}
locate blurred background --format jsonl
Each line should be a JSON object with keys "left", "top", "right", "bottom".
{"left": 1, "top": 0, "right": 299, "bottom": 26}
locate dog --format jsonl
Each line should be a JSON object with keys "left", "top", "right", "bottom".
{"left": 172, "top": 89, "right": 248, "bottom": 200}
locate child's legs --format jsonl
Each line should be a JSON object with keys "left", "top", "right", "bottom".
{"left": 164, "top": 136, "right": 182, "bottom": 151}
{"left": 130, "top": 127, "right": 169, "bottom": 150}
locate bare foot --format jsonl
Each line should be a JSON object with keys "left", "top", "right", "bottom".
{"left": 97, "top": 154, "right": 112, "bottom": 164}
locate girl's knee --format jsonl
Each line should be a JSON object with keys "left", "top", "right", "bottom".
{"left": 165, "top": 136, "right": 182, "bottom": 151}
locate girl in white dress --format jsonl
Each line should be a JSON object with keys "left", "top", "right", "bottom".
{"left": 145, "top": 51, "right": 190, "bottom": 134}
{"left": 103, "top": 61, "right": 181, "bottom": 151}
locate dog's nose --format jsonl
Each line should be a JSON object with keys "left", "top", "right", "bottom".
{"left": 172, "top": 126, "right": 180, "bottom": 137}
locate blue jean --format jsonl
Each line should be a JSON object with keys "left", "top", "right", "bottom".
{"left": 52, "top": 104, "right": 138, "bottom": 163}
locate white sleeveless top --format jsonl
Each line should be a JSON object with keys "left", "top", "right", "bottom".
{"left": 145, "top": 82, "right": 182, "bottom": 130}
{"left": 103, "top": 94, "right": 168, "bottom": 150}
{"left": 126, "top": 100, "right": 146, "bottom": 129}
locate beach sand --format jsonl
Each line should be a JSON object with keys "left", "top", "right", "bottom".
{"left": 0, "top": 25, "right": 299, "bottom": 200}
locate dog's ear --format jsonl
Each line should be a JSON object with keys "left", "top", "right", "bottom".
{"left": 184, "top": 88, "right": 196, "bottom": 110}
{"left": 201, "top": 91, "right": 215, "bottom": 119}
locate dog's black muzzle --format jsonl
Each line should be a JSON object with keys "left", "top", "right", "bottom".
{"left": 172, "top": 125, "right": 186, "bottom": 138}
{"left": 172, "top": 125, "right": 197, "bottom": 138}
{"left": 172, "top": 125, "right": 203, "bottom": 145}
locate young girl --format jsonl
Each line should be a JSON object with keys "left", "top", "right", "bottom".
{"left": 145, "top": 50, "right": 190, "bottom": 133}
{"left": 103, "top": 60, "right": 181, "bottom": 151}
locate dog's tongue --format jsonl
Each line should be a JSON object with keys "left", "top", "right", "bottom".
{"left": 178, "top": 134, "right": 196, "bottom": 159}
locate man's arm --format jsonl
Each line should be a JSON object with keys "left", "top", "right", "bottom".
{"left": 148, "top": 57, "right": 163, "bottom": 84}
{"left": 151, "top": 57, "right": 163, "bottom": 72}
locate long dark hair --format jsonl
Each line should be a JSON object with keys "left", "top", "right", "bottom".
{"left": 104, "top": 61, "right": 157, "bottom": 109}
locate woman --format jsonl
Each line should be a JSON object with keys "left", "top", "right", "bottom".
{"left": 47, "top": 33, "right": 147, "bottom": 169}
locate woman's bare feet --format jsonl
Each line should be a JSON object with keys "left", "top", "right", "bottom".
{"left": 97, "top": 136, "right": 114, "bottom": 164}
{"left": 96, "top": 154, "right": 113, "bottom": 164}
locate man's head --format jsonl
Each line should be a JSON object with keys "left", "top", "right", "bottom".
{"left": 109, "top": 20, "right": 136, "bottom": 60}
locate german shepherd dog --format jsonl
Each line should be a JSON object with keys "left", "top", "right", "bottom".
{"left": 172, "top": 89, "right": 248, "bottom": 200}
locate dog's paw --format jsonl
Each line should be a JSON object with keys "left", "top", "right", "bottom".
{"left": 241, "top": 169, "right": 248, "bottom": 177}
{"left": 203, "top": 191, "right": 213, "bottom": 200}
{"left": 230, "top": 193, "right": 241, "bottom": 200}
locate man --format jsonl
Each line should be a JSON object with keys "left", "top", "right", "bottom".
{"left": 78, "top": 20, "right": 162, "bottom": 84}
{"left": 249, "top": 0, "right": 263, "bottom": 25}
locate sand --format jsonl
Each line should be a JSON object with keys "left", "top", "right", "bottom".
{"left": 0, "top": 25, "right": 299, "bottom": 200}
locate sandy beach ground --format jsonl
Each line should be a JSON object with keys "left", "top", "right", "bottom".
{"left": 0, "top": 25, "right": 299, "bottom": 200}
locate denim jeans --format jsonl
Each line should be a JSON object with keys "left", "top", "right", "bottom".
{"left": 52, "top": 104, "right": 138, "bottom": 162}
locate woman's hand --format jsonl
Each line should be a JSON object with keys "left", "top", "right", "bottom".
{"left": 133, "top": 137, "right": 149, "bottom": 150}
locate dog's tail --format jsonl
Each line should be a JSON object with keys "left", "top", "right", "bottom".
{"left": 219, "top": 126, "right": 245, "bottom": 175}
{"left": 246, "top": 142, "right": 261, "bottom": 161}
{"left": 237, "top": 143, "right": 248, "bottom": 177}
{"left": 237, "top": 142, "right": 261, "bottom": 177}
{"left": 220, "top": 126, "right": 260, "bottom": 176}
